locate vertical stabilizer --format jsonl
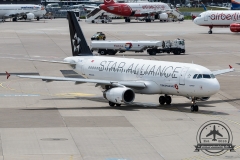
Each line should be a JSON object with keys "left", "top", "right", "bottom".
{"left": 231, "top": 0, "right": 240, "bottom": 10}
{"left": 104, "top": 0, "right": 115, "bottom": 5}
{"left": 67, "top": 11, "right": 92, "bottom": 56}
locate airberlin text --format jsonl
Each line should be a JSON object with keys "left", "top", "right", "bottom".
{"left": 142, "top": 5, "right": 165, "bottom": 10}
{"left": 210, "top": 12, "right": 240, "bottom": 21}
{"left": 98, "top": 60, "right": 181, "bottom": 78}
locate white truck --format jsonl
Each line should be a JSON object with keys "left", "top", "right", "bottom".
{"left": 90, "top": 39, "right": 185, "bottom": 55}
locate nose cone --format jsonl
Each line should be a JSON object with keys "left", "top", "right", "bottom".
{"left": 99, "top": 4, "right": 104, "bottom": 10}
{"left": 193, "top": 18, "right": 198, "bottom": 25}
{"left": 209, "top": 79, "right": 220, "bottom": 95}
{"left": 64, "top": 57, "right": 76, "bottom": 64}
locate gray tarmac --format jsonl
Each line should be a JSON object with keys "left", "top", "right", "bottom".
{"left": 0, "top": 19, "right": 240, "bottom": 160}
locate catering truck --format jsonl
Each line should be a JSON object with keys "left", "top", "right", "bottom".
{"left": 90, "top": 39, "right": 185, "bottom": 55}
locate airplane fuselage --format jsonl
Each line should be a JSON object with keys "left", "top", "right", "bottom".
{"left": 194, "top": 10, "right": 240, "bottom": 27}
{"left": 0, "top": 4, "right": 46, "bottom": 19}
{"left": 64, "top": 56, "right": 220, "bottom": 97}
{"left": 99, "top": 2, "right": 170, "bottom": 17}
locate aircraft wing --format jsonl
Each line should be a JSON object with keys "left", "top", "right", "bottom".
{"left": 10, "top": 74, "right": 146, "bottom": 89}
{"left": 206, "top": 131, "right": 213, "bottom": 137}
{"left": 28, "top": 59, "right": 76, "bottom": 65}
{"left": 212, "top": 65, "right": 235, "bottom": 76}
{"left": 216, "top": 131, "right": 223, "bottom": 137}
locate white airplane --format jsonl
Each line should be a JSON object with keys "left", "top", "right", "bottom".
{"left": 6, "top": 11, "right": 234, "bottom": 112}
{"left": 193, "top": 10, "right": 240, "bottom": 34}
{"left": 0, "top": 4, "right": 46, "bottom": 22}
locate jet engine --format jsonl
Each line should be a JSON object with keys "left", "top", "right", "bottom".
{"left": 22, "top": 13, "right": 35, "bottom": 20}
{"left": 103, "top": 87, "right": 135, "bottom": 104}
{"left": 159, "top": 13, "right": 168, "bottom": 21}
{"left": 230, "top": 23, "right": 240, "bottom": 32}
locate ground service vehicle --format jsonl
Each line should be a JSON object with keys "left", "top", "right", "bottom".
{"left": 91, "top": 32, "right": 106, "bottom": 40}
{"left": 90, "top": 39, "right": 185, "bottom": 55}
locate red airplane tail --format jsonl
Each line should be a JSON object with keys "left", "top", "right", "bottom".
{"left": 104, "top": 0, "right": 115, "bottom": 5}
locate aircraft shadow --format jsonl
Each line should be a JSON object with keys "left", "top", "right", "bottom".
{"left": 199, "top": 33, "right": 240, "bottom": 35}
{"left": 21, "top": 96, "right": 231, "bottom": 115}
{"left": 95, "top": 54, "right": 189, "bottom": 57}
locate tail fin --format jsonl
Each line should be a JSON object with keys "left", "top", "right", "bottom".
{"left": 201, "top": 2, "right": 207, "bottom": 11}
{"left": 104, "top": 0, "right": 115, "bottom": 5}
{"left": 231, "top": 0, "right": 240, "bottom": 10}
{"left": 67, "top": 11, "right": 92, "bottom": 56}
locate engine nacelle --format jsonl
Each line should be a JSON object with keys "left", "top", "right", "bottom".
{"left": 103, "top": 87, "right": 135, "bottom": 104}
{"left": 23, "top": 13, "right": 35, "bottom": 20}
{"left": 159, "top": 13, "right": 168, "bottom": 21}
{"left": 230, "top": 23, "right": 240, "bottom": 32}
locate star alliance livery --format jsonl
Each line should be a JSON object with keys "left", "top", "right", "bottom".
{"left": 7, "top": 11, "right": 234, "bottom": 112}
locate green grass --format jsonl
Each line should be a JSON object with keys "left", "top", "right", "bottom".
{"left": 179, "top": 7, "right": 228, "bottom": 12}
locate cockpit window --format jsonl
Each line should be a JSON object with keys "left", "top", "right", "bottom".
{"left": 197, "top": 74, "right": 202, "bottom": 79}
{"left": 198, "top": 14, "right": 201, "bottom": 17}
{"left": 203, "top": 74, "right": 211, "bottom": 78}
{"left": 193, "top": 74, "right": 215, "bottom": 79}
{"left": 210, "top": 74, "right": 215, "bottom": 78}
{"left": 193, "top": 74, "right": 198, "bottom": 79}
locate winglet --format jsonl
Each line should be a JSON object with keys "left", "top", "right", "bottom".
{"left": 229, "top": 65, "right": 233, "bottom": 69}
{"left": 6, "top": 71, "right": 10, "bottom": 79}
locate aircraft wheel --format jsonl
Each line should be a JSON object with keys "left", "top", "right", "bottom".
{"left": 165, "top": 96, "right": 172, "bottom": 105}
{"left": 109, "top": 101, "right": 115, "bottom": 107}
{"left": 191, "top": 105, "right": 194, "bottom": 112}
{"left": 99, "top": 50, "right": 107, "bottom": 55}
{"left": 159, "top": 96, "right": 166, "bottom": 105}
{"left": 208, "top": 31, "right": 212, "bottom": 34}
{"left": 37, "top": 17, "right": 40, "bottom": 21}
{"left": 194, "top": 105, "right": 199, "bottom": 112}
{"left": 108, "top": 50, "right": 116, "bottom": 55}
{"left": 191, "top": 105, "right": 199, "bottom": 112}
{"left": 116, "top": 104, "right": 121, "bottom": 107}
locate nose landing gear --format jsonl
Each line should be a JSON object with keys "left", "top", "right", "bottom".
{"left": 208, "top": 26, "right": 213, "bottom": 34}
{"left": 191, "top": 97, "right": 198, "bottom": 112}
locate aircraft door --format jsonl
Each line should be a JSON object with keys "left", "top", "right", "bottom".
{"left": 204, "top": 12, "right": 208, "bottom": 21}
{"left": 179, "top": 67, "right": 189, "bottom": 85}
{"left": 118, "top": 6, "right": 122, "bottom": 13}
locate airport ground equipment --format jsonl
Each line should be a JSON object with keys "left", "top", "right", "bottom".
{"left": 91, "top": 32, "right": 106, "bottom": 40}
{"left": 90, "top": 39, "right": 185, "bottom": 55}
{"left": 85, "top": 8, "right": 113, "bottom": 23}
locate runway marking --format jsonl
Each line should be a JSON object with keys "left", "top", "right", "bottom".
{"left": 0, "top": 94, "right": 39, "bottom": 97}
{"left": 55, "top": 92, "right": 94, "bottom": 97}
{"left": 0, "top": 81, "right": 94, "bottom": 98}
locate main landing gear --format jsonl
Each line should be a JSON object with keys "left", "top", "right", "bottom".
{"left": 190, "top": 97, "right": 198, "bottom": 112}
{"left": 125, "top": 18, "right": 131, "bottom": 22}
{"left": 208, "top": 26, "right": 213, "bottom": 34}
{"left": 109, "top": 101, "right": 121, "bottom": 107}
{"left": 159, "top": 95, "right": 172, "bottom": 105}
